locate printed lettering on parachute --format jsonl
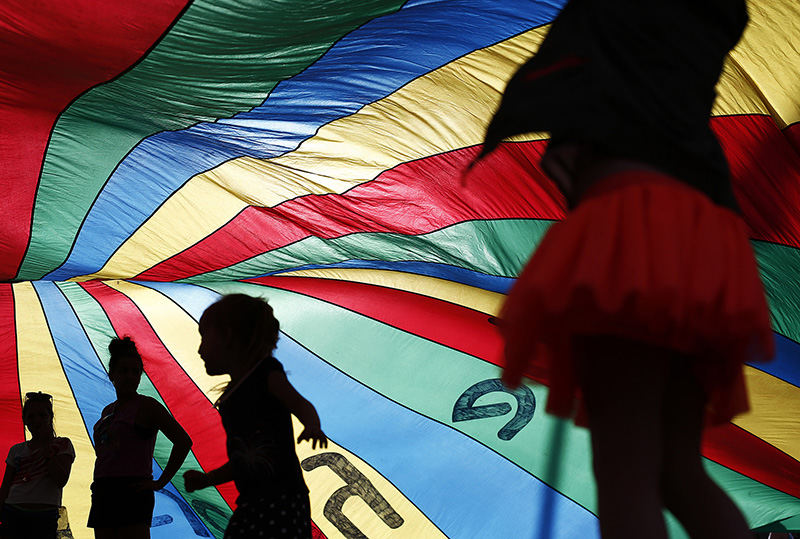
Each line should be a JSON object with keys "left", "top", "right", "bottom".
{"left": 1, "top": 0, "right": 799, "bottom": 538}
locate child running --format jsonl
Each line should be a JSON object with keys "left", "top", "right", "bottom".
{"left": 183, "top": 293, "right": 327, "bottom": 539}
{"left": 0, "top": 392, "right": 74, "bottom": 539}
{"left": 474, "top": 1, "right": 774, "bottom": 538}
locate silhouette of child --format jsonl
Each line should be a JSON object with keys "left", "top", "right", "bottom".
{"left": 184, "top": 294, "right": 327, "bottom": 538}
{"left": 88, "top": 337, "right": 192, "bottom": 539}
{"left": 0, "top": 392, "right": 74, "bottom": 539}
{"left": 475, "top": 1, "right": 774, "bottom": 537}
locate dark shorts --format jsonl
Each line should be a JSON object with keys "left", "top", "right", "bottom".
{"left": 225, "top": 491, "right": 311, "bottom": 539}
{"left": 87, "top": 476, "right": 155, "bottom": 528}
{"left": 0, "top": 503, "right": 59, "bottom": 539}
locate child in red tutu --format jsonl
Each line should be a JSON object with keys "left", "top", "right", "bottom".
{"left": 476, "top": 1, "right": 774, "bottom": 537}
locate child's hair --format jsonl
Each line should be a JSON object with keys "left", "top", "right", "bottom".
{"left": 22, "top": 391, "right": 56, "bottom": 437}
{"left": 202, "top": 294, "right": 280, "bottom": 361}
{"left": 108, "top": 336, "right": 144, "bottom": 374}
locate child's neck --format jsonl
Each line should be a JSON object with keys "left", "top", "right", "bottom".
{"left": 29, "top": 433, "right": 54, "bottom": 446}
{"left": 115, "top": 390, "right": 138, "bottom": 404}
{"left": 229, "top": 357, "right": 261, "bottom": 384}
{"left": 215, "top": 357, "right": 265, "bottom": 408}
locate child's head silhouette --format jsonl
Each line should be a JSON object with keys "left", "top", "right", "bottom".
{"left": 106, "top": 336, "right": 144, "bottom": 396}
{"left": 199, "top": 294, "right": 280, "bottom": 376}
{"left": 22, "top": 391, "right": 55, "bottom": 438}
{"left": 108, "top": 336, "right": 143, "bottom": 374}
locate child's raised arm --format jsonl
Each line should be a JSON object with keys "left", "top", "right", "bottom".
{"left": 267, "top": 370, "right": 328, "bottom": 450}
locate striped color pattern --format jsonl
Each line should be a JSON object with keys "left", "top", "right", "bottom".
{"left": 1, "top": 0, "right": 799, "bottom": 538}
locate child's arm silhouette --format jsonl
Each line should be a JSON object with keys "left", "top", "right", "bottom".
{"left": 144, "top": 397, "right": 193, "bottom": 491}
{"left": 0, "top": 456, "right": 15, "bottom": 506}
{"left": 268, "top": 370, "right": 328, "bottom": 450}
{"left": 44, "top": 442, "right": 72, "bottom": 488}
{"left": 183, "top": 462, "right": 232, "bottom": 492}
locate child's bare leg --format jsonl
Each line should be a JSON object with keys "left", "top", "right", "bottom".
{"left": 660, "top": 360, "right": 750, "bottom": 539}
{"left": 574, "top": 336, "right": 670, "bottom": 539}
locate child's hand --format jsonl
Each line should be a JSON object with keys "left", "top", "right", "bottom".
{"left": 297, "top": 426, "right": 328, "bottom": 450}
{"left": 131, "top": 478, "right": 164, "bottom": 492}
{"left": 183, "top": 470, "right": 209, "bottom": 492}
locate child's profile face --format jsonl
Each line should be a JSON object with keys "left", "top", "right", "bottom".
{"left": 198, "top": 316, "right": 229, "bottom": 376}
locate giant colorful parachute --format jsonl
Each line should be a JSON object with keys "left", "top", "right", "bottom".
{"left": 1, "top": 1, "right": 799, "bottom": 538}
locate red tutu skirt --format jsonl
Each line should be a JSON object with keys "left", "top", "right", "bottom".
{"left": 499, "top": 169, "right": 774, "bottom": 425}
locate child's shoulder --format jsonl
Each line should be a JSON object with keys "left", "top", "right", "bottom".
{"left": 137, "top": 393, "right": 159, "bottom": 404}
{"left": 53, "top": 436, "right": 75, "bottom": 455}
{"left": 137, "top": 393, "right": 166, "bottom": 412}
{"left": 6, "top": 440, "right": 29, "bottom": 457}
{"left": 100, "top": 400, "right": 118, "bottom": 416}
{"left": 262, "top": 356, "right": 284, "bottom": 373}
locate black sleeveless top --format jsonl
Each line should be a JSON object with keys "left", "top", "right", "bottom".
{"left": 480, "top": 0, "right": 748, "bottom": 211}
{"left": 218, "top": 358, "right": 308, "bottom": 500}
